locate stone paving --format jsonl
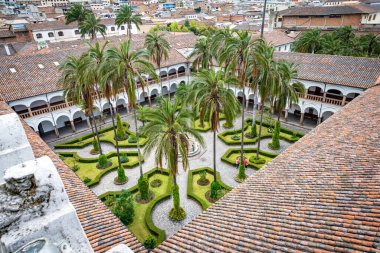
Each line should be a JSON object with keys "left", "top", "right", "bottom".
{"left": 51, "top": 112, "right": 307, "bottom": 239}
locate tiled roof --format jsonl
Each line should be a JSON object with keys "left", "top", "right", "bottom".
{"left": 252, "top": 30, "right": 296, "bottom": 46}
{"left": 0, "top": 29, "right": 16, "bottom": 38}
{"left": 0, "top": 100, "right": 146, "bottom": 252}
{"left": 26, "top": 18, "right": 118, "bottom": 31}
{"left": 279, "top": 4, "right": 378, "bottom": 16}
{"left": 274, "top": 52, "right": 380, "bottom": 89}
{"left": 0, "top": 33, "right": 195, "bottom": 102}
{"left": 156, "top": 83, "right": 380, "bottom": 252}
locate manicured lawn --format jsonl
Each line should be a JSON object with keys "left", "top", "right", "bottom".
{"left": 59, "top": 151, "right": 142, "bottom": 186}
{"left": 187, "top": 167, "right": 232, "bottom": 210}
{"left": 221, "top": 148, "right": 277, "bottom": 170}
{"left": 192, "top": 113, "right": 226, "bottom": 132}
{"left": 54, "top": 122, "right": 148, "bottom": 149}
{"left": 218, "top": 119, "right": 302, "bottom": 145}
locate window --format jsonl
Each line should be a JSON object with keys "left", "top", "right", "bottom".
{"left": 284, "top": 45, "right": 287, "bottom": 51}
{"left": 36, "top": 33, "right": 42, "bottom": 39}
{"left": 58, "top": 31, "right": 64, "bottom": 36}
{"left": 111, "top": 26, "right": 115, "bottom": 31}
{"left": 121, "top": 26, "right": 125, "bottom": 30}
{"left": 373, "top": 14, "right": 377, "bottom": 20}
{"left": 74, "top": 29, "right": 80, "bottom": 35}
{"left": 369, "top": 15, "right": 372, "bottom": 21}
{"left": 48, "top": 32, "right": 54, "bottom": 37}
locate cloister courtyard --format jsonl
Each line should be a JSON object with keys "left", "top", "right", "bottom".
{"left": 48, "top": 106, "right": 309, "bottom": 245}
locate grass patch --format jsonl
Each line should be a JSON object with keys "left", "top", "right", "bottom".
{"left": 218, "top": 118, "right": 303, "bottom": 145}
{"left": 192, "top": 113, "right": 226, "bottom": 132}
{"left": 221, "top": 148, "right": 277, "bottom": 170}
{"left": 58, "top": 151, "right": 142, "bottom": 187}
{"left": 99, "top": 168, "right": 172, "bottom": 246}
{"left": 54, "top": 122, "right": 148, "bottom": 149}
{"left": 187, "top": 167, "right": 232, "bottom": 210}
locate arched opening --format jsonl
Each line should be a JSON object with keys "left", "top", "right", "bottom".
{"left": 140, "top": 92, "right": 149, "bottom": 105}
{"left": 345, "top": 92, "right": 360, "bottom": 103}
{"left": 325, "top": 89, "right": 343, "bottom": 100}
{"left": 178, "top": 66, "right": 186, "bottom": 77}
{"left": 170, "top": 83, "right": 177, "bottom": 94}
{"left": 307, "top": 86, "right": 324, "bottom": 96}
{"left": 159, "top": 70, "right": 167, "bottom": 81}
{"left": 30, "top": 100, "right": 48, "bottom": 113}
{"left": 37, "top": 120, "right": 55, "bottom": 136}
{"left": 162, "top": 86, "right": 169, "bottom": 96}
{"left": 321, "top": 111, "right": 334, "bottom": 122}
{"left": 287, "top": 103, "right": 302, "bottom": 122}
{"left": 72, "top": 110, "right": 88, "bottom": 131}
{"left": 12, "top": 104, "right": 28, "bottom": 116}
{"left": 56, "top": 114, "right": 71, "bottom": 131}
{"left": 116, "top": 98, "right": 127, "bottom": 114}
{"left": 150, "top": 89, "right": 159, "bottom": 102}
{"left": 49, "top": 95, "right": 65, "bottom": 106}
{"left": 168, "top": 68, "right": 177, "bottom": 79}
{"left": 248, "top": 94, "right": 255, "bottom": 108}
{"left": 237, "top": 91, "right": 245, "bottom": 104}
{"left": 303, "top": 106, "right": 319, "bottom": 126}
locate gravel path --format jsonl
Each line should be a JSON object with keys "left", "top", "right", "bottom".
{"left": 53, "top": 112, "right": 302, "bottom": 237}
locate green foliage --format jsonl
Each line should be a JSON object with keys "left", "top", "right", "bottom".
{"left": 78, "top": 13, "right": 106, "bottom": 40}
{"left": 199, "top": 170, "right": 207, "bottom": 181}
{"left": 251, "top": 122, "right": 257, "bottom": 138}
{"left": 269, "top": 120, "right": 280, "bottom": 150}
{"left": 112, "top": 190, "right": 135, "bottom": 225}
{"left": 98, "top": 154, "right": 109, "bottom": 168}
{"left": 143, "top": 235, "right": 156, "bottom": 250}
{"left": 72, "top": 163, "right": 80, "bottom": 172}
{"left": 249, "top": 157, "right": 266, "bottom": 164}
{"left": 237, "top": 164, "right": 246, "bottom": 180}
{"left": 222, "top": 121, "right": 233, "bottom": 129}
{"left": 210, "top": 181, "right": 221, "bottom": 200}
{"left": 115, "top": 5, "right": 142, "bottom": 37}
{"left": 116, "top": 113, "right": 128, "bottom": 140}
{"left": 172, "top": 184, "right": 180, "bottom": 211}
{"left": 231, "top": 135, "right": 240, "bottom": 141}
{"left": 138, "top": 176, "right": 150, "bottom": 200}
{"left": 194, "top": 7, "right": 201, "bottom": 13}
{"left": 128, "top": 135, "right": 137, "bottom": 143}
{"left": 92, "top": 138, "right": 100, "bottom": 152}
{"left": 83, "top": 177, "right": 91, "bottom": 184}
{"left": 120, "top": 153, "right": 129, "bottom": 163}
{"left": 117, "top": 166, "right": 127, "bottom": 183}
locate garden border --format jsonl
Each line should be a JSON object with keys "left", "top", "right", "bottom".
{"left": 221, "top": 148, "right": 278, "bottom": 170}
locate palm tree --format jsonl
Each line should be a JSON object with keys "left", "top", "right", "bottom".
{"left": 189, "top": 35, "right": 213, "bottom": 70}
{"left": 79, "top": 13, "right": 106, "bottom": 40}
{"left": 59, "top": 55, "right": 103, "bottom": 155}
{"left": 143, "top": 97, "right": 204, "bottom": 220}
{"left": 191, "top": 70, "right": 240, "bottom": 191}
{"left": 137, "top": 104, "right": 149, "bottom": 126}
{"left": 103, "top": 40, "right": 157, "bottom": 179}
{"left": 115, "top": 5, "right": 142, "bottom": 39}
{"left": 220, "top": 30, "right": 256, "bottom": 168}
{"left": 293, "top": 29, "right": 322, "bottom": 54}
{"left": 321, "top": 33, "right": 342, "bottom": 55}
{"left": 145, "top": 31, "right": 170, "bottom": 97}
{"left": 65, "top": 3, "right": 91, "bottom": 24}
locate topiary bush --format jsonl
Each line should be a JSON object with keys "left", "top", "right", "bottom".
{"left": 235, "top": 164, "right": 247, "bottom": 183}
{"left": 249, "top": 156, "right": 266, "bottom": 164}
{"left": 138, "top": 176, "right": 150, "bottom": 200}
{"left": 97, "top": 154, "right": 111, "bottom": 169}
{"left": 150, "top": 179, "right": 162, "bottom": 188}
{"left": 116, "top": 113, "right": 128, "bottom": 141}
{"left": 169, "top": 184, "right": 186, "bottom": 221}
{"left": 222, "top": 121, "right": 233, "bottom": 129}
{"left": 143, "top": 235, "right": 157, "bottom": 250}
{"left": 269, "top": 120, "right": 280, "bottom": 150}
{"left": 83, "top": 177, "right": 91, "bottom": 184}
{"left": 115, "top": 166, "right": 127, "bottom": 184}
{"left": 112, "top": 190, "right": 134, "bottom": 225}
{"left": 92, "top": 138, "right": 100, "bottom": 152}
{"left": 72, "top": 164, "right": 80, "bottom": 172}
{"left": 231, "top": 135, "right": 240, "bottom": 141}
{"left": 128, "top": 135, "right": 137, "bottom": 143}
{"left": 210, "top": 181, "right": 221, "bottom": 200}
{"left": 120, "top": 153, "right": 129, "bottom": 163}
{"left": 251, "top": 123, "right": 257, "bottom": 138}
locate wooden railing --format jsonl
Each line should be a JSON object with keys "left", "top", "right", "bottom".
{"left": 297, "top": 92, "right": 345, "bottom": 106}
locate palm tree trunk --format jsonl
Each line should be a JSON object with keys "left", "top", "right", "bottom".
{"left": 133, "top": 107, "right": 143, "bottom": 177}
{"left": 240, "top": 86, "right": 245, "bottom": 163}
{"left": 252, "top": 86, "right": 258, "bottom": 132}
{"left": 173, "top": 175, "right": 177, "bottom": 186}
{"left": 159, "top": 63, "right": 163, "bottom": 97}
{"left": 213, "top": 130, "right": 217, "bottom": 182}
{"left": 256, "top": 105, "right": 264, "bottom": 160}
{"left": 91, "top": 111, "right": 103, "bottom": 155}
{"left": 108, "top": 98, "right": 122, "bottom": 168}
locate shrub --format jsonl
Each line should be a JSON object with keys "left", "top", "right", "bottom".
{"left": 117, "top": 166, "right": 127, "bottom": 183}
{"left": 251, "top": 122, "right": 257, "bottom": 138}
{"left": 249, "top": 156, "right": 266, "bottom": 164}
{"left": 112, "top": 190, "right": 135, "bottom": 225}
{"left": 231, "top": 135, "right": 240, "bottom": 141}
{"left": 199, "top": 170, "right": 207, "bottom": 181}
{"left": 143, "top": 235, "right": 156, "bottom": 250}
{"left": 83, "top": 177, "right": 91, "bottom": 184}
{"left": 72, "top": 164, "right": 80, "bottom": 172}
{"left": 98, "top": 154, "right": 109, "bottom": 168}
{"left": 172, "top": 184, "right": 180, "bottom": 211}
{"left": 92, "top": 138, "right": 100, "bottom": 152}
{"left": 120, "top": 153, "right": 129, "bottom": 163}
{"left": 138, "top": 176, "right": 149, "bottom": 200}
{"left": 269, "top": 120, "right": 280, "bottom": 150}
{"left": 116, "top": 114, "right": 127, "bottom": 140}
{"left": 210, "top": 181, "right": 221, "bottom": 200}
{"left": 222, "top": 121, "right": 233, "bottom": 129}
{"left": 128, "top": 135, "right": 137, "bottom": 143}
{"left": 237, "top": 164, "right": 246, "bottom": 180}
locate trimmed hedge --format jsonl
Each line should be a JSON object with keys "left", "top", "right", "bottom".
{"left": 55, "top": 122, "right": 148, "bottom": 149}
{"left": 187, "top": 167, "right": 232, "bottom": 210}
{"left": 192, "top": 113, "right": 226, "bottom": 132}
{"left": 218, "top": 118, "right": 303, "bottom": 145}
{"left": 221, "top": 148, "right": 277, "bottom": 170}
{"left": 99, "top": 168, "right": 172, "bottom": 245}
{"left": 58, "top": 151, "right": 143, "bottom": 187}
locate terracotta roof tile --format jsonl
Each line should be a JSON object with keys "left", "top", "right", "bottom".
{"left": 156, "top": 84, "right": 380, "bottom": 252}
{"left": 279, "top": 4, "right": 379, "bottom": 16}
